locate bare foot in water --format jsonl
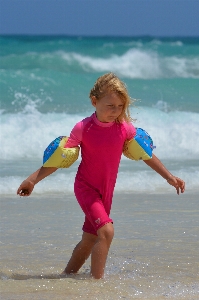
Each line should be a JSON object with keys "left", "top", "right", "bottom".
{"left": 60, "top": 270, "right": 77, "bottom": 278}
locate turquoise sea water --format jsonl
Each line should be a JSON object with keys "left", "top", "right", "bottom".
{"left": 0, "top": 35, "right": 199, "bottom": 194}
{"left": 0, "top": 36, "right": 199, "bottom": 299}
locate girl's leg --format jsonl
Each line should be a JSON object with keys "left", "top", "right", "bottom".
{"left": 91, "top": 222, "right": 114, "bottom": 279}
{"left": 62, "top": 223, "right": 114, "bottom": 279}
{"left": 61, "top": 232, "right": 97, "bottom": 275}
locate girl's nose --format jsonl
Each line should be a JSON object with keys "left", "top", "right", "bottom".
{"left": 112, "top": 106, "right": 121, "bottom": 112}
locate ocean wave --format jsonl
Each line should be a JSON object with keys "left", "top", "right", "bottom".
{"left": 1, "top": 167, "right": 198, "bottom": 195}
{"left": 1, "top": 49, "right": 199, "bottom": 79}
{"left": 0, "top": 107, "right": 199, "bottom": 161}
{"left": 60, "top": 49, "right": 199, "bottom": 79}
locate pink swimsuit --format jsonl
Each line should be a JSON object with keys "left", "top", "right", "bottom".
{"left": 66, "top": 113, "right": 136, "bottom": 235}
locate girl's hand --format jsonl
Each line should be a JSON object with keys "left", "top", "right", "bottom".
{"left": 167, "top": 176, "right": 185, "bottom": 195}
{"left": 17, "top": 180, "right": 35, "bottom": 196}
{"left": 16, "top": 166, "right": 57, "bottom": 197}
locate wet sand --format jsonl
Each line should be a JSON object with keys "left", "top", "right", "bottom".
{"left": 0, "top": 192, "right": 199, "bottom": 299}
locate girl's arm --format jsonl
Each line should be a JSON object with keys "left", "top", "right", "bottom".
{"left": 17, "top": 167, "right": 57, "bottom": 196}
{"left": 17, "top": 121, "right": 83, "bottom": 197}
{"left": 144, "top": 154, "right": 185, "bottom": 195}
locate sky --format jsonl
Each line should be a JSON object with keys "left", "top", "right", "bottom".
{"left": 0, "top": 0, "right": 199, "bottom": 37}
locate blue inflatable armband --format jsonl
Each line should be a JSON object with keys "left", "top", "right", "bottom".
{"left": 123, "top": 128, "right": 155, "bottom": 161}
{"left": 43, "top": 136, "right": 79, "bottom": 168}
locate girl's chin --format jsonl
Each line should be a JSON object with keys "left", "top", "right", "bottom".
{"left": 107, "top": 116, "right": 116, "bottom": 121}
{"left": 97, "top": 116, "right": 116, "bottom": 123}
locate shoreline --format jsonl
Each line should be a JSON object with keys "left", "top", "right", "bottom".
{"left": 1, "top": 192, "right": 198, "bottom": 299}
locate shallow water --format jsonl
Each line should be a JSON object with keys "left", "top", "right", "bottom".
{"left": 1, "top": 192, "right": 198, "bottom": 299}
{"left": 1, "top": 35, "right": 199, "bottom": 196}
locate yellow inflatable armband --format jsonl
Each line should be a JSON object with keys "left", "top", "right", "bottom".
{"left": 43, "top": 136, "right": 79, "bottom": 168}
{"left": 123, "top": 128, "right": 155, "bottom": 161}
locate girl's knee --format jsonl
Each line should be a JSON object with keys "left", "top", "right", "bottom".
{"left": 97, "top": 222, "right": 114, "bottom": 242}
{"left": 81, "top": 232, "right": 98, "bottom": 247}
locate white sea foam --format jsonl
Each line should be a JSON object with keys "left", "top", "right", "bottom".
{"left": 131, "top": 106, "right": 199, "bottom": 160}
{"left": 1, "top": 102, "right": 198, "bottom": 195}
{"left": 60, "top": 49, "right": 199, "bottom": 79}
{"left": 116, "top": 168, "right": 199, "bottom": 193}
{"left": 1, "top": 166, "right": 198, "bottom": 195}
{"left": 0, "top": 106, "right": 199, "bottom": 161}
{"left": 0, "top": 110, "right": 84, "bottom": 160}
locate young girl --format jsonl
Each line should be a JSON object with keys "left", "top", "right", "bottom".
{"left": 17, "top": 73, "right": 185, "bottom": 279}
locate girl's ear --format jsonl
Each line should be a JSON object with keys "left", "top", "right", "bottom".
{"left": 91, "top": 96, "right": 97, "bottom": 107}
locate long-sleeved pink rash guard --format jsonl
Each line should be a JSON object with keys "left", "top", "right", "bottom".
{"left": 65, "top": 113, "right": 136, "bottom": 235}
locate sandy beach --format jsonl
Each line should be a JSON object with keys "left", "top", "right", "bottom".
{"left": 1, "top": 192, "right": 198, "bottom": 299}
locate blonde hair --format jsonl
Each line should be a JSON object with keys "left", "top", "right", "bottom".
{"left": 89, "top": 73, "right": 134, "bottom": 123}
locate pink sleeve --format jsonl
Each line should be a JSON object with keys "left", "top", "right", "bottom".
{"left": 64, "top": 121, "right": 83, "bottom": 148}
{"left": 123, "top": 122, "right": 136, "bottom": 140}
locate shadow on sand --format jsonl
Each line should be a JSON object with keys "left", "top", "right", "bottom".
{"left": 0, "top": 271, "right": 91, "bottom": 281}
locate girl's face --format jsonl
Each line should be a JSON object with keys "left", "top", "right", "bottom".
{"left": 91, "top": 93, "right": 124, "bottom": 123}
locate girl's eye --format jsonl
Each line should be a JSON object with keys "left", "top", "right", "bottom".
{"left": 107, "top": 104, "right": 123, "bottom": 108}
